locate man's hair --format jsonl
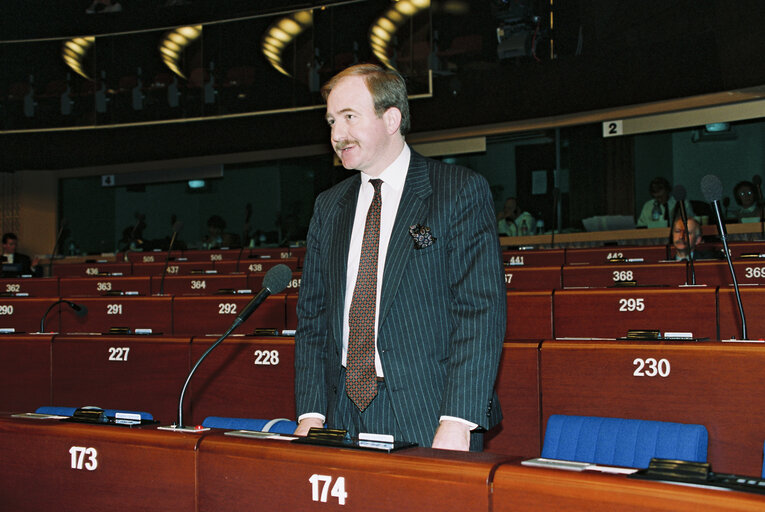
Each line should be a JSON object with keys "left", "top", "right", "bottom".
{"left": 649, "top": 177, "right": 671, "bottom": 194}
{"left": 321, "top": 63, "right": 410, "bottom": 136}
{"left": 2, "top": 233, "right": 17, "bottom": 244}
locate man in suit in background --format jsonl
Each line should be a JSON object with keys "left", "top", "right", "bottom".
{"left": 294, "top": 64, "right": 506, "bottom": 451}
{"left": 2, "top": 232, "right": 42, "bottom": 277}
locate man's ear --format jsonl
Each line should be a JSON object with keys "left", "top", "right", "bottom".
{"left": 383, "top": 107, "right": 402, "bottom": 135}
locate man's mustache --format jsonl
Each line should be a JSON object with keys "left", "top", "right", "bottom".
{"left": 335, "top": 140, "right": 358, "bottom": 151}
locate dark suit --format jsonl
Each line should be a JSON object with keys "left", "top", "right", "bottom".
{"left": 295, "top": 150, "right": 506, "bottom": 447}
{"left": 2, "top": 252, "right": 42, "bottom": 277}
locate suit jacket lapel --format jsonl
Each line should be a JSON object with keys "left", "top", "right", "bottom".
{"left": 329, "top": 176, "right": 361, "bottom": 346}
{"left": 379, "top": 152, "right": 432, "bottom": 326}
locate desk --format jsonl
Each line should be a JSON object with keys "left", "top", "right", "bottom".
{"left": 506, "top": 290, "right": 552, "bottom": 340}
{"left": 504, "top": 266, "right": 562, "bottom": 290}
{"left": 485, "top": 342, "right": 541, "bottom": 457}
{"left": 197, "top": 434, "right": 510, "bottom": 511}
{"left": 131, "top": 261, "right": 214, "bottom": 276}
{"left": 695, "top": 260, "right": 765, "bottom": 286}
{"left": 503, "top": 248, "right": 565, "bottom": 267}
{"left": 562, "top": 261, "right": 688, "bottom": 288}
{"left": 187, "top": 336, "right": 295, "bottom": 425}
{"left": 492, "top": 462, "right": 765, "bottom": 511}
{"left": 553, "top": 287, "right": 717, "bottom": 340}
{"left": 118, "top": 250, "right": 182, "bottom": 264}
{"left": 248, "top": 271, "right": 302, "bottom": 294}
{"left": 540, "top": 339, "right": 765, "bottom": 475}
{"left": 0, "top": 416, "right": 199, "bottom": 510}
{"left": 149, "top": 273, "right": 249, "bottom": 295}
{"left": 51, "top": 334, "right": 191, "bottom": 424}
{"left": 181, "top": 249, "right": 246, "bottom": 262}
{"left": 0, "top": 297, "right": 62, "bottom": 333}
{"left": 224, "top": 257, "right": 300, "bottom": 274}
{"left": 565, "top": 245, "right": 669, "bottom": 264}
{"left": 718, "top": 285, "right": 765, "bottom": 340}
{"left": 171, "top": 294, "right": 287, "bottom": 336}
{"left": 59, "top": 276, "right": 152, "bottom": 296}
{"left": 0, "top": 334, "right": 52, "bottom": 412}
{"left": 59, "top": 296, "right": 174, "bottom": 335}
{"left": 51, "top": 262, "right": 132, "bottom": 278}
{"left": 0, "top": 277, "right": 59, "bottom": 296}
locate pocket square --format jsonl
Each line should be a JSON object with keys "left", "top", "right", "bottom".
{"left": 409, "top": 224, "right": 436, "bottom": 249}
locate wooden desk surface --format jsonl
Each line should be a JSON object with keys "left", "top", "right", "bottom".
{"left": 197, "top": 433, "right": 511, "bottom": 512}
{"left": 187, "top": 336, "right": 295, "bottom": 425}
{"left": 504, "top": 265, "right": 562, "bottom": 290}
{"left": 0, "top": 415, "right": 199, "bottom": 511}
{"left": 171, "top": 294, "right": 287, "bottom": 336}
{"left": 506, "top": 290, "right": 553, "bottom": 340}
{"left": 50, "top": 334, "right": 192, "bottom": 424}
{"left": 0, "top": 334, "right": 53, "bottom": 412}
{"left": 562, "top": 261, "right": 689, "bottom": 288}
{"left": 0, "top": 277, "right": 59, "bottom": 297}
{"left": 59, "top": 276, "right": 152, "bottom": 297}
{"left": 540, "top": 339, "right": 765, "bottom": 475}
{"left": 148, "top": 273, "right": 248, "bottom": 295}
{"left": 565, "top": 245, "right": 669, "bottom": 264}
{"left": 492, "top": 462, "right": 765, "bottom": 511}
{"left": 553, "top": 287, "right": 718, "bottom": 340}
{"left": 58, "top": 296, "right": 174, "bottom": 335}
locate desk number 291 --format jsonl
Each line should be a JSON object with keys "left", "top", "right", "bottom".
{"left": 309, "top": 474, "right": 347, "bottom": 505}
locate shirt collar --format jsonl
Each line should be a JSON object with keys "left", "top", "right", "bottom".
{"left": 360, "top": 144, "right": 410, "bottom": 192}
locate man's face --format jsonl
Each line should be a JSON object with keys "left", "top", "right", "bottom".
{"left": 2, "top": 238, "right": 17, "bottom": 254}
{"left": 673, "top": 219, "right": 700, "bottom": 252}
{"left": 737, "top": 185, "right": 756, "bottom": 207}
{"left": 651, "top": 186, "right": 670, "bottom": 204}
{"left": 325, "top": 75, "right": 395, "bottom": 177}
{"left": 503, "top": 199, "right": 518, "bottom": 220}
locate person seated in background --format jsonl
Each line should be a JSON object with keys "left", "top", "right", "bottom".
{"left": 497, "top": 197, "right": 536, "bottom": 236}
{"left": 1, "top": 233, "right": 42, "bottom": 277}
{"left": 671, "top": 217, "right": 722, "bottom": 261}
{"left": 637, "top": 177, "right": 694, "bottom": 228}
{"left": 733, "top": 180, "right": 763, "bottom": 223}
{"left": 202, "top": 215, "right": 240, "bottom": 249}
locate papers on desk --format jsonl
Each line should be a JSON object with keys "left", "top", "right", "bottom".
{"left": 11, "top": 412, "right": 69, "bottom": 420}
{"left": 225, "top": 430, "right": 297, "bottom": 441}
{"left": 582, "top": 215, "right": 636, "bottom": 232}
{"left": 522, "top": 457, "right": 638, "bottom": 475}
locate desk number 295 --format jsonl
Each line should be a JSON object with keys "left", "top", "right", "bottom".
{"left": 309, "top": 474, "right": 347, "bottom": 505}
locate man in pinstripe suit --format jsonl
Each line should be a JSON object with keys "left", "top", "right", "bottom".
{"left": 294, "top": 64, "right": 506, "bottom": 451}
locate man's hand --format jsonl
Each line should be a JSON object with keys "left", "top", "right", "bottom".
{"left": 293, "top": 417, "right": 324, "bottom": 437}
{"left": 431, "top": 419, "right": 470, "bottom": 451}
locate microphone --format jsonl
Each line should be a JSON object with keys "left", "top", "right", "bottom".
{"left": 172, "top": 263, "right": 292, "bottom": 430}
{"left": 672, "top": 185, "right": 695, "bottom": 285}
{"left": 47, "top": 218, "right": 67, "bottom": 277}
{"left": 40, "top": 299, "right": 88, "bottom": 333}
{"left": 550, "top": 187, "right": 560, "bottom": 248}
{"left": 702, "top": 174, "right": 747, "bottom": 339}
{"left": 158, "top": 220, "right": 183, "bottom": 295}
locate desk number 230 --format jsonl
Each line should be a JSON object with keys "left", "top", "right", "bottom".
{"left": 633, "top": 357, "right": 670, "bottom": 377}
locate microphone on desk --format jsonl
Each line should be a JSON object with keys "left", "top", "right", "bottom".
{"left": 673, "top": 185, "right": 695, "bottom": 285}
{"left": 47, "top": 218, "right": 67, "bottom": 277}
{"left": 172, "top": 263, "right": 292, "bottom": 430}
{"left": 702, "top": 174, "right": 747, "bottom": 339}
{"left": 39, "top": 299, "right": 88, "bottom": 333}
{"left": 158, "top": 221, "right": 183, "bottom": 295}
{"left": 551, "top": 187, "right": 560, "bottom": 248}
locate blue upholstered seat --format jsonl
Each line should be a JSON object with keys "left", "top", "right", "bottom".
{"left": 202, "top": 416, "right": 297, "bottom": 434}
{"left": 541, "top": 414, "right": 708, "bottom": 469}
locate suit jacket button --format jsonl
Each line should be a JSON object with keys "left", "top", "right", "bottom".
{"left": 486, "top": 400, "right": 493, "bottom": 416}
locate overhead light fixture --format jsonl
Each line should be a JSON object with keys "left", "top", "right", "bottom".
{"left": 369, "top": 0, "right": 430, "bottom": 70}
{"left": 61, "top": 36, "right": 95, "bottom": 80}
{"left": 261, "top": 10, "right": 313, "bottom": 77}
{"left": 159, "top": 25, "right": 202, "bottom": 79}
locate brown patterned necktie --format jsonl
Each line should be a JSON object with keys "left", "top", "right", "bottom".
{"left": 346, "top": 178, "right": 383, "bottom": 411}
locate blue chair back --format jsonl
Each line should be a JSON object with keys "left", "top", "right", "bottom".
{"left": 202, "top": 416, "right": 297, "bottom": 434}
{"left": 541, "top": 414, "right": 708, "bottom": 469}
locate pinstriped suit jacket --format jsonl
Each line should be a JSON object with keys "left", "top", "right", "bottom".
{"left": 295, "top": 150, "right": 506, "bottom": 447}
